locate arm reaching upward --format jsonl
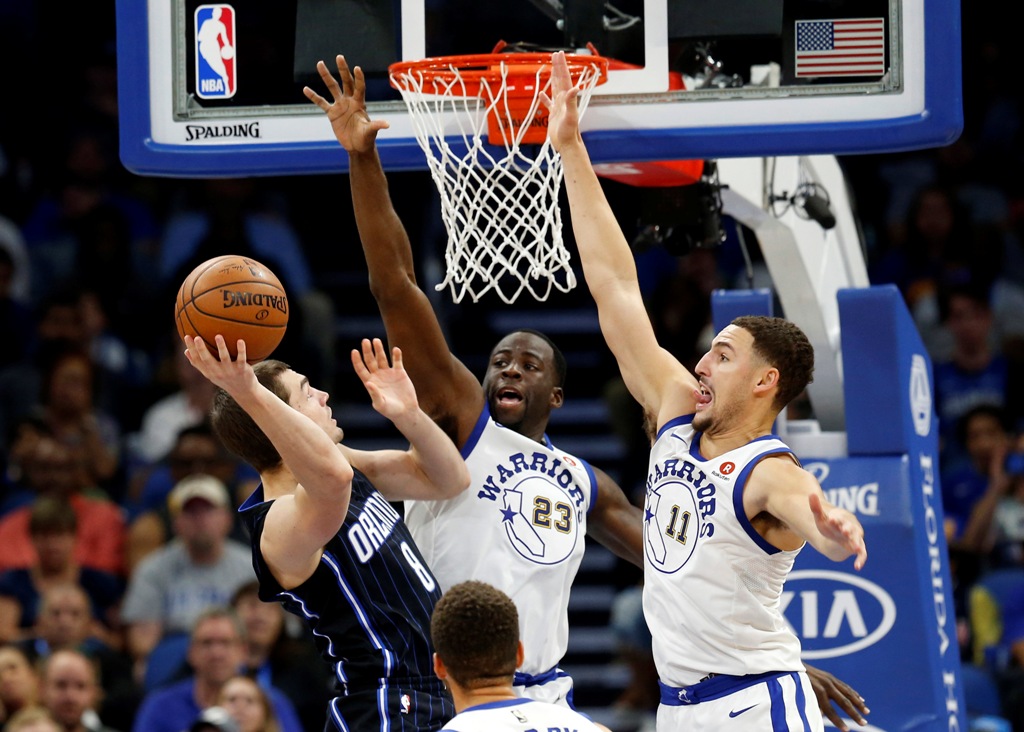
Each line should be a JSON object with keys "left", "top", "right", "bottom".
{"left": 544, "top": 51, "right": 698, "bottom": 429}
{"left": 343, "top": 338, "right": 470, "bottom": 501}
{"left": 183, "top": 335, "right": 354, "bottom": 587}
{"left": 305, "top": 56, "right": 484, "bottom": 445}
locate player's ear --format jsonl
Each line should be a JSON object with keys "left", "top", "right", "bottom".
{"left": 550, "top": 386, "right": 564, "bottom": 409}
{"left": 753, "top": 366, "right": 779, "bottom": 397}
{"left": 516, "top": 641, "right": 525, "bottom": 668}
{"left": 432, "top": 653, "right": 447, "bottom": 681}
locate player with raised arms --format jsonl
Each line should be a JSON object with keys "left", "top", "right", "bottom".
{"left": 182, "top": 333, "right": 469, "bottom": 731}
{"left": 304, "top": 55, "right": 870, "bottom": 730}
{"left": 543, "top": 50, "right": 868, "bottom": 731}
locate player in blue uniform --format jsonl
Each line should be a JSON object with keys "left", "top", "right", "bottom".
{"left": 182, "top": 334, "right": 470, "bottom": 731}
{"left": 305, "top": 55, "right": 870, "bottom": 731}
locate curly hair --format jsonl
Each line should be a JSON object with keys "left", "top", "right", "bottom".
{"left": 430, "top": 581, "right": 519, "bottom": 688}
{"left": 732, "top": 316, "right": 815, "bottom": 411}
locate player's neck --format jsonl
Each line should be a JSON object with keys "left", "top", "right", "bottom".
{"left": 260, "top": 465, "right": 299, "bottom": 499}
{"left": 699, "top": 418, "right": 775, "bottom": 457}
{"left": 450, "top": 682, "right": 519, "bottom": 713}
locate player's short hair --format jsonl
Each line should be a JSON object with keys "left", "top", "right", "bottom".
{"left": 732, "top": 316, "right": 815, "bottom": 412}
{"left": 210, "top": 360, "right": 291, "bottom": 472}
{"left": 431, "top": 581, "right": 519, "bottom": 688}
{"left": 505, "top": 329, "right": 567, "bottom": 387}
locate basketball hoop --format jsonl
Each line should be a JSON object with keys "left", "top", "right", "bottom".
{"left": 389, "top": 51, "right": 608, "bottom": 303}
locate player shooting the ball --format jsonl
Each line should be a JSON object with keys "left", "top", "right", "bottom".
{"left": 182, "top": 333, "right": 469, "bottom": 731}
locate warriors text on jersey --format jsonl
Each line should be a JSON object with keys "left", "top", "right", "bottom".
{"left": 405, "top": 408, "right": 597, "bottom": 678}
{"left": 439, "top": 698, "right": 603, "bottom": 731}
{"left": 239, "top": 470, "right": 454, "bottom": 730}
{"left": 642, "top": 415, "right": 806, "bottom": 686}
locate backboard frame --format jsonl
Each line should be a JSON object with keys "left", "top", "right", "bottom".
{"left": 116, "top": 0, "right": 962, "bottom": 177}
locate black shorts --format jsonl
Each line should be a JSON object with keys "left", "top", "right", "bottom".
{"left": 324, "top": 678, "right": 454, "bottom": 731}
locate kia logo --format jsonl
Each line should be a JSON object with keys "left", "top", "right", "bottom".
{"left": 782, "top": 570, "right": 897, "bottom": 659}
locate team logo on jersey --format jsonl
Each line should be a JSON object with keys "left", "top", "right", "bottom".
{"left": 195, "top": 4, "right": 237, "bottom": 99}
{"left": 500, "top": 477, "right": 582, "bottom": 565}
{"left": 644, "top": 457, "right": 717, "bottom": 573}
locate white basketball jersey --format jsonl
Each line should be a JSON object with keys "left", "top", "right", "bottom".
{"left": 405, "top": 408, "right": 596, "bottom": 676}
{"left": 440, "top": 698, "right": 603, "bottom": 731}
{"left": 642, "top": 415, "right": 805, "bottom": 686}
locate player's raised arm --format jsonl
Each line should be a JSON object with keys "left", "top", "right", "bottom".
{"left": 343, "top": 338, "right": 470, "bottom": 501}
{"left": 544, "top": 52, "right": 697, "bottom": 426}
{"left": 305, "top": 56, "right": 484, "bottom": 441}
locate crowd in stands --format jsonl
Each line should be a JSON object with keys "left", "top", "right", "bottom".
{"left": 0, "top": 2, "right": 1023, "bottom": 731}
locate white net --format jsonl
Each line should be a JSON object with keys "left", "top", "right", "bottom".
{"left": 390, "top": 56, "right": 605, "bottom": 303}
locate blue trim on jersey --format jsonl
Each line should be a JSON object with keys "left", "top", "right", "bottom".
{"left": 463, "top": 698, "right": 534, "bottom": 713}
{"left": 733, "top": 448, "right": 797, "bottom": 556}
{"left": 321, "top": 550, "right": 397, "bottom": 677}
{"left": 659, "top": 671, "right": 785, "bottom": 705}
{"left": 768, "top": 676, "right": 787, "bottom": 730}
{"left": 582, "top": 459, "right": 598, "bottom": 516}
{"left": 460, "top": 407, "right": 490, "bottom": 459}
{"left": 329, "top": 697, "right": 350, "bottom": 731}
{"left": 513, "top": 665, "right": 567, "bottom": 687}
{"left": 238, "top": 483, "right": 266, "bottom": 511}
{"left": 656, "top": 414, "right": 695, "bottom": 441}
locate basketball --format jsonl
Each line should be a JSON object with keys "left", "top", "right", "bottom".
{"left": 175, "top": 255, "right": 289, "bottom": 364}
{"left": 221, "top": 45, "right": 234, "bottom": 60}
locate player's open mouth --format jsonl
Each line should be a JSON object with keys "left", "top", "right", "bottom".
{"left": 497, "top": 388, "right": 523, "bottom": 406}
{"left": 695, "top": 384, "right": 712, "bottom": 409}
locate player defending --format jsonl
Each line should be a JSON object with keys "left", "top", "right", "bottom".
{"left": 304, "top": 55, "right": 870, "bottom": 731}
{"left": 432, "top": 581, "right": 605, "bottom": 732}
{"left": 544, "top": 51, "right": 868, "bottom": 731}
{"left": 304, "top": 56, "right": 643, "bottom": 708}
{"left": 182, "top": 334, "right": 470, "bottom": 731}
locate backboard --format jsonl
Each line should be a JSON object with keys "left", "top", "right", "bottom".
{"left": 116, "top": 0, "right": 962, "bottom": 177}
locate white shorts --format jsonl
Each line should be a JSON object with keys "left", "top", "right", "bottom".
{"left": 657, "top": 671, "right": 824, "bottom": 731}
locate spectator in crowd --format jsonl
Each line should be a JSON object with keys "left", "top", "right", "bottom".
{"left": 962, "top": 435, "right": 1024, "bottom": 568}
{"left": 3, "top": 706, "right": 62, "bottom": 732}
{"left": 17, "top": 583, "right": 139, "bottom": 732}
{"left": 2, "top": 417, "right": 52, "bottom": 517}
{"left": 0, "top": 643, "right": 41, "bottom": 723}
{"left": 130, "top": 608, "right": 301, "bottom": 732}
{"left": 0, "top": 439, "right": 125, "bottom": 577}
{"left": 128, "top": 347, "right": 217, "bottom": 469}
{"left": 216, "top": 675, "right": 281, "bottom": 732}
{"left": 39, "top": 649, "right": 121, "bottom": 732}
{"left": 0, "top": 498, "right": 122, "bottom": 644}
{"left": 229, "top": 582, "right": 329, "bottom": 732}
{"left": 943, "top": 405, "right": 1017, "bottom": 543}
{"left": 125, "top": 423, "right": 256, "bottom": 573}
{"left": 932, "top": 283, "right": 1014, "bottom": 463}
{"left": 120, "top": 475, "right": 253, "bottom": 679}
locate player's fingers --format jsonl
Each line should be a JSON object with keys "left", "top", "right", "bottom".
{"left": 317, "top": 59, "right": 343, "bottom": 100}
{"left": 350, "top": 348, "right": 371, "bottom": 380}
{"left": 236, "top": 339, "right": 247, "bottom": 364}
{"left": 352, "top": 64, "right": 366, "bottom": 104}
{"left": 854, "top": 543, "right": 868, "bottom": 570}
{"left": 822, "top": 706, "right": 847, "bottom": 732}
{"left": 539, "top": 91, "right": 552, "bottom": 110}
{"left": 337, "top": 55, "right": 355, "bottom": 97}
{"left": 303, "top": 86, "right": 329, "bottom": 111}
{"left": 391, "top": 346, "right": 404, "bottom": 371}
{"left": 372, "top": 119, "right": 391, "bottom": 133}
{"left": 372, "top": 338, "right": 389, "bottom": 368}
{"left": 829, "top": 686, "right": 868, "bottom": 725}
{"left": 360, "top": 339, "right": 376, "bottom": 371}
{"left": 551, "top": 51, "right": 571, "bottom": 90}
{"left": 214, "top": 334, "right": 231, "bottom": 361}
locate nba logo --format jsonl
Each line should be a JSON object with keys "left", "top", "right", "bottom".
{"left": 399, "top": 694, "right": 411, "bottom": 714}
{"left": 194, "top": 4, "right": 236, "bottom": 99}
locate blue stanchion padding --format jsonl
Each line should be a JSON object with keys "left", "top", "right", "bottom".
{"left": 710, "top": 289, "right": 773, "bottom": 334}
{"left": 838, "top": 285, "right": 935, "bottom": 457}
{"left": 790, "top": 456, "right": 964, "bottom": 731}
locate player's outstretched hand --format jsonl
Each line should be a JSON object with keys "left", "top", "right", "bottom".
{"left": 810, "top": 493, "right": 868, "bottom": 570}
{"left": 540, "top": 50, "right": 582, "bottom": 153}
{"left": 805, "top": 664, "right": 869, "bottom": 731}
{"left": 304, "top": 54, "right": 389, "bottom": 153}
{"left": 351, "top": 338, "right": 418, "bottom": 422}
{"left": 183, "top": 335, "right": 257, "bottom": 396}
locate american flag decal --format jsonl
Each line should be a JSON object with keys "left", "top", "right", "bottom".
{"left": 795, "top": 18, "right": 885, "bottom": 78}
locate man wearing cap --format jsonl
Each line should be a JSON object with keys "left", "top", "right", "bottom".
{"left": 120, "top": 474, "right": 254, "bottom": 681}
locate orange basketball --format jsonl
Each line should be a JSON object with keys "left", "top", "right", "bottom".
{"left": 175, "top": 255, "right": 289, "bottom": 364}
